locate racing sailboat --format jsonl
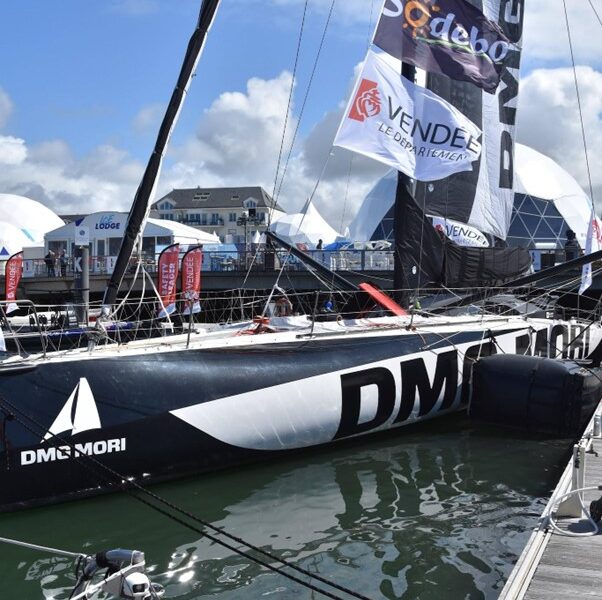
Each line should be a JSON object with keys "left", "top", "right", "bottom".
{"left": 1, "top": 0, "right": 601, "bottom": 511}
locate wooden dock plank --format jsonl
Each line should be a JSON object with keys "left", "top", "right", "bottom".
{"left": 501, "top": 404, "right": 602, "bottom": 599}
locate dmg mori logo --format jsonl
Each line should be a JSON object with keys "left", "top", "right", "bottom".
{"left": 334, "top": 342, "right": 492, "bottom": 440}
{"left": 20, "top": 378, "right": 127, "bottom": 466}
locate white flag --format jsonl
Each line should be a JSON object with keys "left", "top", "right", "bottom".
{"left": 334, "top": 50, "right": 482, "bottom": 182}
{"left": 579, "top": 209, "right": 602, "bottom": 295}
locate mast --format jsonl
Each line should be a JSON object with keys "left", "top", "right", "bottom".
{"left": 102, "top": 0, "right": 221, "bottom": 313}
{"left": 393, "top": 62, "right": 416, "bottom": 308}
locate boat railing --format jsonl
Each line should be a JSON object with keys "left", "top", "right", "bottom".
{"left": 9, "top": 249, "right": 396, "bottom": 280}
{"left": 0, "top": 299, "right": 51, "bottom": 358}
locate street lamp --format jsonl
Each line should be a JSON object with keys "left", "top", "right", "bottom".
{"left": 237, "top": 207, "right": 261, "bottom": 267}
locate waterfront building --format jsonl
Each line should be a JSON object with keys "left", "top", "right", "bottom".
{"left": 152, "top": 186, "right": 285, "bottom": 243}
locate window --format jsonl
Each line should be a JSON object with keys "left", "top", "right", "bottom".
{"left": 211, "top": 213, "right": 220, "bottom": 225}
{"left": 243, "top": 198, "right": 257, "bottom": 209}
{"left": 258, "top": 212, "right": 266, "bottom": 222}
{"left": 109, "top": 237, "right": 122, "bottom": 255}
{"left": 194, "top": 191, "right": 210, "bottom": 201}
{"left": 48, "top": 241, "right": 67, "bottom": 255}
{"left": 201, "top": 214, "right": 207, "bottom": 225}
{"left": 142, "top": 237, "right": 155, "bottom": 257}
{"left": 156, "top": 236, "right": 171, "bottom": 246}
{"left": 97, "top": 239, "right": 105, "bottom": 257}
{"left": 229, "top": 212, "right": 237, "bottom": 222}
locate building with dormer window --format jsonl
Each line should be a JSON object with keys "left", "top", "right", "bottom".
{"left": 152, "top": 186, "right": 285, "bottom": 243}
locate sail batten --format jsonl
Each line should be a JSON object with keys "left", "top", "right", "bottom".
{"left": 102, "top": 0, "right": 221, "bottom": 312}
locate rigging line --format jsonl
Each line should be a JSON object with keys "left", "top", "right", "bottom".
{"left": 587, "top": 0, "right": 602, "bottom": 28}
{"left": 274, "top": 0, "right": 337, "bottom": 204}
{"left": 269, "top": 0, "right": 309, "bottom": 227}
{"left": 562, "top": 0, "right": 596, "bottom": 205}
{"left": 0, "top": 399, "right": 371, "bottom": 600}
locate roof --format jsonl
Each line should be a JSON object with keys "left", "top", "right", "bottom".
{"left": 46, "top": 212, "right": 219, "bottom": 245}
{"left": 152, "top": 186, "right": 285, "bottom": 212}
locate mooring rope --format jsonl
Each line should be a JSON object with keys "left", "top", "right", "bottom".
{"left": 0, "top": 395, "right": 372, "bottom": 600}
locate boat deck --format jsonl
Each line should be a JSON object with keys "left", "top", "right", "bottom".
{"left": 500, "top": 402, "right": 602, "bottom": 599}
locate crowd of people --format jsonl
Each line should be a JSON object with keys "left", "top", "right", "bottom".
{"left": 44, "top": 249, "right": 68, "bottom": 277}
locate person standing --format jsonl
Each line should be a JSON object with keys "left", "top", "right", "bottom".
{"left": 59, "top": 249, "right": 67, "bottom": 277}
{"left": 564, "top": 229, "right": 580, "bottom": 262}
{"left": 44, "top": 250, "right": 56, "bottom": 277}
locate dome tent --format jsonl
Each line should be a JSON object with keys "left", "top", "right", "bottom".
{"left": 270, "top": 198, "right": 341, "bottom": 247}
{"left": 348, "top": 145, "right": 601, "bottom": 250}
{"left": 0, "top": 193, "right": 64, "bottom": 256}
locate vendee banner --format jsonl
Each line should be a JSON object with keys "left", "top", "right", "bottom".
{"left": 430, "top": 216, "right": 489, "bottom": 247}
{"left": 181, "top": 246, "right": 202, "bottom": 315}
{"left": 334, "top": 49, "right": 482, "bottom": 182}
{"left": 157, "top": 243, "right": 180, "bottom": 318}
{"left": 374, "top": 0, "right": 512, "bottom": 93}
{"left": 579, "top": 210, "right": 602, "bottom": 295}
{"left": 5, "top": 251, "right": 23, "bottom": 314}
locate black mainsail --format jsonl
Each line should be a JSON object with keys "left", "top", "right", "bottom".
{"left": 102, "top": 0, "right": 221, "bottom": 313}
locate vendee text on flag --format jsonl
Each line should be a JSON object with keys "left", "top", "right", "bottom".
{"left": 374, "top": 0, "right": 512, "bottom": 93}
{"left": 334, "top": 50, "right": 482, "bottom": 182}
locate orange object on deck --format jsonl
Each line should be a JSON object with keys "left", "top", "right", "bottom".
{"left": 359, "top": 282, "right": 408, "bottom": 316}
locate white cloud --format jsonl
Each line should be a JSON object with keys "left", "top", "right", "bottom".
{"left": 523, "top": 1, "right": 602, "bottom": 65}
{"left": 0, "top": 136, "right": 27, "bottom": 165}
{"left": 517, "top": 66, "right": 602, "bottom": 208}
{"left": 0, "top": 89, "right": 13, "bottom": 130}
{"left": 171, "top": 71, "right": 297, "bottom": 183}
{"left": 0, "top": 139, "right": 142, "bottom": 214}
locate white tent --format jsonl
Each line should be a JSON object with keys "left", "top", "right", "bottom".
{"left": 348, "top": 144, "right": 600, "bottom": 248}
{"left": 0, "top": 193, "right": 64, "bottom": 257}
{"left": 271, "top": 199, "right": 341, "bottom": 247}
{"left": 513, "top": 144, "right": 601, "bottom": 248}
{"left": 348, "top": 170, "right": 397, "bottom": 243}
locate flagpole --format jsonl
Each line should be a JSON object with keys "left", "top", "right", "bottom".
{"left": 393, "top": 61, "right": 416, "bottom": 308}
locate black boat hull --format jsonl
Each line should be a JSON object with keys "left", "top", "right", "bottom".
{"left": 0, "top": 320, "right": 599, "bottom": 511}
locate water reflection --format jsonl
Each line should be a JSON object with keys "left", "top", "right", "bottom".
{"left": 0, "top": 416, "right": 569, "bottom": 599}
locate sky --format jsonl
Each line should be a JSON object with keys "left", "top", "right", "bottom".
{"left": 0, "top": 0, "right": 601, "bottom": 233}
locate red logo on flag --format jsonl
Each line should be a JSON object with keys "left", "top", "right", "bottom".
{"left": 349, "top": 79, "right": 381, "bottom": 122}
{"left": 593, "top": 219, "right": 602, "bottom": 246}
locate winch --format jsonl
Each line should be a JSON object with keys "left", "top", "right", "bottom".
{"left": 70, "top": 548, "right": 165, "bottom": 600}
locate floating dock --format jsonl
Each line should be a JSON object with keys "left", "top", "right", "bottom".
{"left": 500, "top": 402, "right": 602, "bottom": 599}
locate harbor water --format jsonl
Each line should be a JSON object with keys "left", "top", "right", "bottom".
{"left": 0, "top": 415, "right": 571, "bottom": 599}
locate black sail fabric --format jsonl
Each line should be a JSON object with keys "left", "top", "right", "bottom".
{"left": 394, "top": 177, "right": 531, "bottom": 289}
{"left": 444, "top": 244, "right": 532, "bottom": 287}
